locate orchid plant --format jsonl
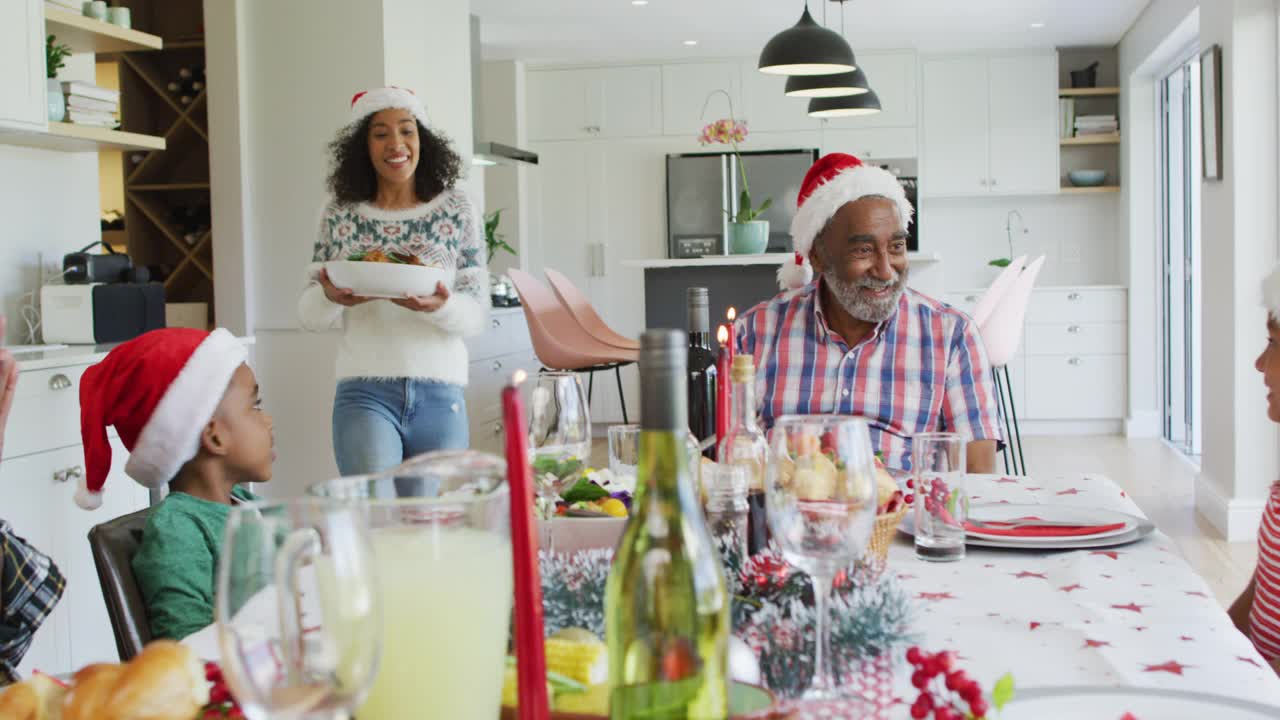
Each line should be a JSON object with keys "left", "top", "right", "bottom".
{"left": 698, "top": 91, "right": 772, "bottom": 224}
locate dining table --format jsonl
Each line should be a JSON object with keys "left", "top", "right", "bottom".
{"left": 871, "top": 471, "right": 1280, "bottom": 717}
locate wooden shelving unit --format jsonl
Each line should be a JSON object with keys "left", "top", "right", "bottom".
{"left": 116, "top": 0, "right": 213, "bottom": 326}
{"left": 1061, "top": 185, "right": 1120, "bottom": 194}
{"left": 1061, "top": 133, "right": 1121, "bottom": 145}
{"left": 44, "top": 6, "right": 162, "bottom": 53}
{"left": 1059, "top": 86, "right": 1121, "bottom": 97}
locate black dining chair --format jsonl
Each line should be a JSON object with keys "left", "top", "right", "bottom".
{"left": 87, "top": 508, "right": 153, "bottom": 661}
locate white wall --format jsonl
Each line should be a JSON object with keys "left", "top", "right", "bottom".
{"left": 0, "top": 55, "right": 98, "bottom": 344}
{"left": 208, "top": 0, "right": 476, "bottom": 498}
{"left": 1199, "top": 0, "right": 1279, "bottom": 541}
{"left": 1120, "top": 0, "right": 1280, "bottom": 541}
{"left": 928, "top": 194, "right": 1124, "bottom": 291}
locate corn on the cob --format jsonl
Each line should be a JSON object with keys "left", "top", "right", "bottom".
{"left": 544, "top": 637, "right": 608, "bottom": 686}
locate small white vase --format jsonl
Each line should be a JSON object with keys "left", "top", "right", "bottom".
{"left": 47, "top": 78, "right": 65, "bottom": 122}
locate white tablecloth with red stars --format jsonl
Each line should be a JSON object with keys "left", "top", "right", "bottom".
{"left": 883, "top": 473, "right": 1280, "bottom": 710}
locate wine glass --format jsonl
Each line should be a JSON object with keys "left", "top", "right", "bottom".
{"left": 216, "top": 498, "right": 382, "bottom": 720}
{"left": 765, "top": 415, "right": 878, "bottom": 700}
{"left": 528, "top": 371, "right": 592, "bottom": 517}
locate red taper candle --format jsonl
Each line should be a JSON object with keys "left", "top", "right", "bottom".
{"left": 725, "top": 307, "right": 737, "bottom": 363}
{"left": 715, "top": 325, "right": 731, "bottom": 458}
{"left": 502, "top": 370, "right": 549, "bottom": 720}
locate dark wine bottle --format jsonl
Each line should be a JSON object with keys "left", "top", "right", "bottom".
{"left": 685, "top": 287, "right": 718, "bottom": 459}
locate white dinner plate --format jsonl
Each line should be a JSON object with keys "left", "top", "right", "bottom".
{"left": 899, "top": 504, "right": 1155, "bottom": 550}
{"left": 1003, "top": 686, "right": 1280, "bottom": 719}
{"left": 964, "top": 505, "right": 1137, "bottom": 544}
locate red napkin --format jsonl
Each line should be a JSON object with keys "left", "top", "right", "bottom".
{"left": 964, "top": 518, "right": 1127, "bottom": 538}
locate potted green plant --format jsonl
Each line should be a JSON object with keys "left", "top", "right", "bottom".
{"left": 46, "top": 35, "right": 70, "bottom": 122}
{"left": 698, "top": 91, "right": 772, "bottom": 254}
{"left": 484, "top": 209, "right": 516, "bottom": 264}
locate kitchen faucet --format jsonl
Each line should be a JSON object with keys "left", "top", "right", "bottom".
{"left": 1003, "top": 210, "right": 1028, "bottom": 266}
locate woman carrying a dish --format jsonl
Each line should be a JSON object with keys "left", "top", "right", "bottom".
{"left": 298, "top": 87, "right": 488, "bottom": 475}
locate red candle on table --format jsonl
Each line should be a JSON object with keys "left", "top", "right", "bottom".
{"left": 502, "top": 371, "right": 550, "bottom": 720}
{"left": 725, "top": 306, "right": 737, "bottom": 363}
{"left": 715, "top": 325, "right": 731, "bottom": 457}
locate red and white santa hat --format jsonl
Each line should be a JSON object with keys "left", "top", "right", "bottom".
{"left": 778, "top": 153, "right": 915, "bottom": 291}
{"left": 76, "top": 328, "right": 247, "bottom": 510}
{"left": 348, "top": 86, "right": 429, "bottom": 130}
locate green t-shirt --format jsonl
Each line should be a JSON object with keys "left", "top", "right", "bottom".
{"left": 131, "top": 485, "right": 258, "bottom": 641}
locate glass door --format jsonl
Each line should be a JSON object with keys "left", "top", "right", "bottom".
{"left": 1160, "top": 52, "right": 1202, "bottom": 459}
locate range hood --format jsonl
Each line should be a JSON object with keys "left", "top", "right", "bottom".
{"left": 470, "top": 16, "right": 538, "bottom": 166}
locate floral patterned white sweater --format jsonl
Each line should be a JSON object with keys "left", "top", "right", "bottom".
{"left": 297, "top": 189, "right": 489, "bottom": 385}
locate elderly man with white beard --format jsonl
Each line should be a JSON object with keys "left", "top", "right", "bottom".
{"left": 736, "top": 154, "right": 1001, "bottom": 473}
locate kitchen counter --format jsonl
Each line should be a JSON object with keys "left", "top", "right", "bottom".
{"left": 12, "top": 336, "right": 257, "bottom": 371}
{"left": 626, "top": 251, "right": 941, "bottom": 269}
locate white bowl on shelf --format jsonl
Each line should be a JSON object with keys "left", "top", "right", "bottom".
{"left": 324, "top": 260, "right": 452, "bottom": 299}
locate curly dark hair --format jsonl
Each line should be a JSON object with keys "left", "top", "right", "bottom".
{"left": 325, "top": 115, "right": 462, "bottom": 205}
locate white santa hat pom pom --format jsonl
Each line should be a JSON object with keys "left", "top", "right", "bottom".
{"left": 75, "top": 470, "right": 103, "bottom": 510}
{"left": 777, "top": 252, "right": 814, "bottom": 291}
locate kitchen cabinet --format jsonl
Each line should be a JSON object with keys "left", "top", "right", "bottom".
{"left": 465, "top": 308, "right": 539, "bottom": 455}
{"left": 946, "top": 286, "right": 1127, "bottom": 423}
{"left": 739, "top": 60, "right": 820, "bottom": 133}
{"left": 821, "top": 127, "right": 917, "bottom": 162}
{"left": 527, "top": 140, "right": 658, "bottom": 423}
{"left": 8, "top": 351, "right": 151, "bottom": 675}
{"left": 528, "top": 66, "right": 661, "bottom": 141}
{"left": 820, "top": 51, "right": 919, "bottom": 130}
{"left": 0, "top": 0, "right": 48, "bottom": 132}
{"left": 986, "top": 55, "right": 1060, "bottom": 196}
{"left": 662, "top": 61, "right": 741, "bottom": 136}
{"left": 921, "top": 53, "right": 1058, "bottom": 197}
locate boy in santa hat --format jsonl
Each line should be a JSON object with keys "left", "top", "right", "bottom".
{"left": 738, "top": 153, "right": 1002, "bottom": 473}
{"left": 79, "top": 327, "right": 273, "bottom": 641}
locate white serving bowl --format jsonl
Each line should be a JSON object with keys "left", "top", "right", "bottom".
{"left": 324, "top": 260, "right": 452, "bottom": 299}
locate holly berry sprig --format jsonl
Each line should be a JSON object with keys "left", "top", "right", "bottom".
{"left": 906, "top": 646, "right": 1014, "bottom": 720}
{"left": 201, "top": 662, "right": 245, "bottom": 719}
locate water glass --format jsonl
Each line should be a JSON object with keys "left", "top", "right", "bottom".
{"left": 216, "top": 498, "right": 382, "bottom": 720}
{"left": 607, "top": 423, "right": 640, "bottom": 481}
{"left": 529, "top": 371, "right": 591, "bottom": 516}
{"left": 608, "top": 423, "right": 702, "bottom": 494}
{"left": 704, "top": 463, "right": 749, "bottom": 562}
{"left": 765, "top": 415, "right": 878, "bottom": 700}
{"left": 311, "top": 450, "right": 512, "bottom": 719}
{"left": 912, "top": 433, "right": 967, "bottom": 562}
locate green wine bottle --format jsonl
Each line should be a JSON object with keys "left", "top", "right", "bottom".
{"left": 606, "top": 330, "right": 730, "bottom": 720}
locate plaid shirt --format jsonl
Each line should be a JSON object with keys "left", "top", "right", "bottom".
{"left": 0, "top": 519, "right": 65, "bottom": 685}
{"left": 735, "top": 281, "right": 1002, "bottom": 469}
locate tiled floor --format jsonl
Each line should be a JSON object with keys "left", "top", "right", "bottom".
{"left": 594, "top": 432, "right": 1257, "bottom": 609}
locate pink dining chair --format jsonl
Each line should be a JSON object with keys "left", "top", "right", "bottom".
{"left": 543, "top": 268, "right": 640, "bottom": 351}
{"left": 507, "top": 268, "right": 638, "bottom": 423}
{"left": 971, "top": 255, "right": 1027, "bottom": 327}
{"left": 978, "top": 255, "right": 1045, "bottom": 476}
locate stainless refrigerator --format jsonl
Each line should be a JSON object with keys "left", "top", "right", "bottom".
{"left": 666, "top": 148, "right": 818, "bottom": 258}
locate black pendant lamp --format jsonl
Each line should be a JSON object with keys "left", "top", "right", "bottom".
{"left": 758, "top": 5, "right": 856, "bottom": 76}
{"left": 785, "top": 66, "right": 871, "bottom": 98}
{"left": 808, "top": 88, "right": 882, "bottom": 118}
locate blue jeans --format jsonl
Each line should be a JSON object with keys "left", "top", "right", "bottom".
{"left": 332, "top": 378, "right": 469, "bottom": 476}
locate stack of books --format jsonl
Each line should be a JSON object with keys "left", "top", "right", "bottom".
{"left": 1059, "top": 98, "right": 1076, "bottom": 138}
{"left": 61, "top": 81, "right": 120, "bottom": 128}
{"left": 1074, "top": 114, "right": 1118, "bottom": 137}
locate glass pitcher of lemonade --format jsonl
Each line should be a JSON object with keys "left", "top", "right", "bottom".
{"left": 311, "top": 450, "right": 512, "bottom": 720}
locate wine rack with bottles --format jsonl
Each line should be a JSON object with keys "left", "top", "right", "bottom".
{"left": 115, "top": 0, "right": 213, "bottom": 326}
